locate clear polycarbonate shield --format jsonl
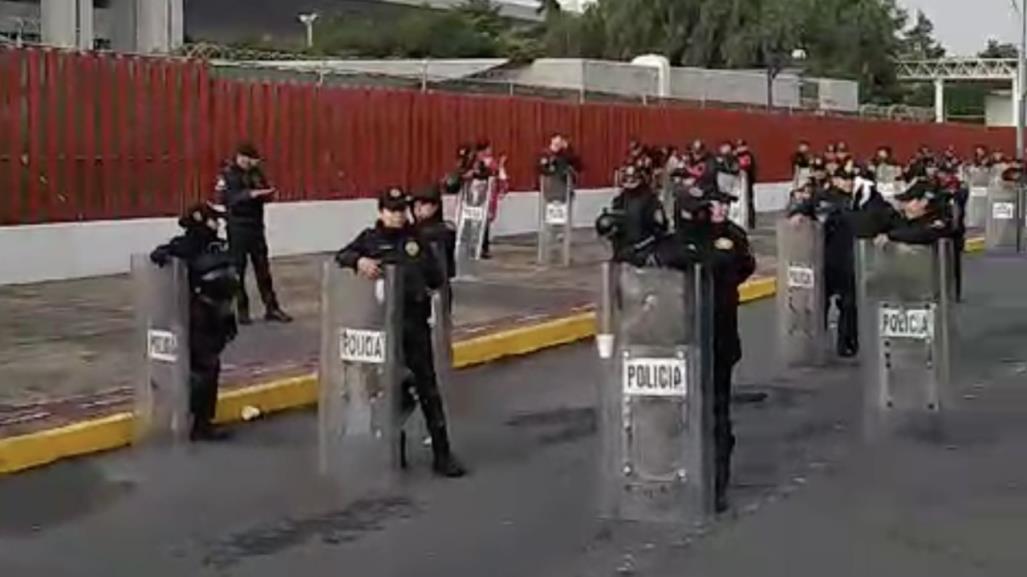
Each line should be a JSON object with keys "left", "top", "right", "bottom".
{"left": 776, "top": 218, "right": 827, "bottom": 367}
{"left": 985, "top": 178, "right": 1020, "bottom": 251}
{"left": 874, "top": 165, "right": 903, "bottom": 202}
{"left": 660, "top": 178, "right": 680, "bottom": 232}
{"left": 537, "top": 173, "right": 575, "bottom": 267}
{"left": 856, "top": 239, "right": 953, "bottom": 438}
{"left": 719, "top": 172, "right": 749, "bottom": 231}
{"left": 319, "top": 262, "right": 404, "bottom": 483}
{"left": 427, "top": 240, "right": 454, "bottom": 397}
{"left": 793, "top": 167, "right": 811, "bottom": 191}
{"left": 454, "top": 177, "right": 495, "bottom": 279}
{"left": 964, "top": 166, "right": 992, "bottom": 229}
{"left": 596, "top": 262, "right": 714, "bottom": 523}
{"left": 132, "top": 254, "right": 191, "bottom": 445}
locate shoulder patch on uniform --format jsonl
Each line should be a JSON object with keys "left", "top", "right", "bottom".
{"left": 715, "top": 237, "right": 734, "bottom": 251}
{"left": 405, "top": 240, "right": 420, "bottom": 257}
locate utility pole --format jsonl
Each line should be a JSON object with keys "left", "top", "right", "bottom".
{"left": 1018, "top": 0, "right": 1026, "bottom": 252}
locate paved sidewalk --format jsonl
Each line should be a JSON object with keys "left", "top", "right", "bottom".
{"left": 0, "top": 224, "right": 781, "bottom": 438}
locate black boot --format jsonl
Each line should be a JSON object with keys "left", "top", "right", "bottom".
{"left": 433, "top": 452, "right": 467, "bottom": 478}
{"left": 399, "top": 430, "right": 409, "bottom": 470}
{"left": 265, "top": 307, "right": 293, "bottom": 323}
{"left": 190, "top": 421, "right": 233, "bottom": 442}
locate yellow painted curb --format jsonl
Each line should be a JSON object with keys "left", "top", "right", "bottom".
{"left": 0, "top": 237, "right": 986, "bottom": 475}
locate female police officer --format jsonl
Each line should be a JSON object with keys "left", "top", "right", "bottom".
{"left": 334, "top": 187, "right": 466, "bottom": 478}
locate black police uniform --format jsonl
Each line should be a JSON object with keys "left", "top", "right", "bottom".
{"left": 789, "top": 179, "right": 859, "bottom": 356}
{"left": 889, "top": 184, "right": 952, "bottom": 245}
{"left": 150, "top": 204, "right": 239, "bottom": 441}
{"left": 940, "top": 179, "right": 968, "bottom": 300}
{"left": 412, "top": 187, "right": 458, "bottom": 307}
{"left": 596, "top": 190, "right": 667, "bottom": 266}
{"left": 334, "top": 192, "right": 465, "bottom": 477}
{"left": 216, "top": 151, "right": 288, "bottom": 323}
{"left": 664, "top": 189, "right": 755, "bottom": 512}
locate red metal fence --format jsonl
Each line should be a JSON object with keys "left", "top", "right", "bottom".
{"left": 0, "top": 46, "right": 1016, "bottom": 226}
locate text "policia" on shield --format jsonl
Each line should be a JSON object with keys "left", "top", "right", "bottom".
{"left": 339, "top": 328, "right": 386, "bottom": 364}
{"left": 623, "top": 358, "right": 688, "bottom": 397}
{"left": 879, "top": 307, "right": 933, "bottom": 340}
{"left": 147, "top": 329, "right": 178, "bottom": 363}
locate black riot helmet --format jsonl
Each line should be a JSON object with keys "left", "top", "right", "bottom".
{"left": 619, "top": 164, "right": 646, "bottom": 191}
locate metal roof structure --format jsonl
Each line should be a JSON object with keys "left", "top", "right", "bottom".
{"left": 897, "top": 58, "right": 1018, "bottom": 81}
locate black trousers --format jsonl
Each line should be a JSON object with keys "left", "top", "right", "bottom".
{"left": 954, "top": 233, "right": 965, "bottom": 300}
{"left": 713, "top": 359, "right": 737, "bottom": 501}
{"left": 745, "top": 184, "right": 756, "bottom": 230}
{"left": 228, "top": 227, "right": 279, "bottom": 315}
{"left": 189, "top": 345, "right": 221, "bottom": 430}
{"left": 481, "top": 222, "right": 492, "bottom": 257}
{"left": 401, "top": 323, "right": 453, "bottom": 460}
{"left": 826, "top": 280, "right": 858, "bottom": 353}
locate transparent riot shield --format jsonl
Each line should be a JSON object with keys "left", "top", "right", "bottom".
{"left": 132, "top": 254, "right": 191, "bottom": 445}
{"left": 856, "top": 239, "right": 953, "bottom": 438}
{"left": 537, "top": 173, "right": 574, "bottom": 267}
{"left": 427, "top": 240, "right": 454, "bottom": 398}
{"left": 964, "top": 166, "right": 991, "bottom": 229}
{"left": 985, "top": 177, "right": 1020, "bottom": 251}
{"left": 719, "top": 172, "right": 750, "bottom": 231}
{"left": 776, "top": 218, "right": 827, "bottom": 367}
{"left": 454, "top": 177, "right": 495, "bottom": 279}
{"left": 319, "top": 262, "right": 404, "bottom": 482}
{"left": 875, "top": 165, "right": 903, "bottom": 203}
{"left": 596, "top": 262, "right": 715, "bottom": 523}
{"left": 793, "top": 167, "right": 811, "bottom": 191}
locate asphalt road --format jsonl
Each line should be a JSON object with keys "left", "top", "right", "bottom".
{"left": 2, "top": 253, "right": 1027, "bottom": 577}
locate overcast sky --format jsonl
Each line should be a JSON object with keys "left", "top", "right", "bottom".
{"left": 898, "top": 0, "right": 1020, "bottom": 55}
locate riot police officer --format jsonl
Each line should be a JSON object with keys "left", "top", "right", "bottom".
{"left": 885, "top": 181, "right": 951, "bottom": 245}
{"left": 539, "top": 133, "right": 583, "bottom": 181}
{"left": 792, "top": 140, "right": 812, "bottom": 172}
{"left": 150, "top": 202, "right": 240, "bottom": 442}
{"left": 334, "top": 187, "right": 466, "bottom": 478}
{"left": 595, "top": 165, "right": 668, "bottom": 266}
{"left": 666, "top": 184, "right": 755, "bottom": 513}
{"left": 735, "top": 139, "right": 758, "bottom": 229}
{"left": 217, "top": 143, "right": 292, "bottom": 325}
{"left": 789, "top": 167, "right": 860, "bottom": 357}
{"left": 411, "top": 184, "right": 456, "bottom": 284}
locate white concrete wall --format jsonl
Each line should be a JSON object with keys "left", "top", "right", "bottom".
{"left": 0, "top": 183, "right": 791, "bottom": 286}
{"left": 986, "top": 91, "right": 1014, "bottom": 127}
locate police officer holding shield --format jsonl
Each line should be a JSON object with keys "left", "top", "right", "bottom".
{"left": 789, "top": 167, "right": 860, "bottom": 357}
{"left": 664, "top": 183, "right": 755, "bottom": 513}
{"left": 150, "top": 202, "right": 240, "bottom": 442}
{"left": 885, "top": 181, "right": 951, "bottom": 246}
{"left": 595, "top": 165, "right": 668, "bottom": 267}
{"left": 334, "top": 187, "right": 466, "bottom": 478}
{"left": 411, "top": 184, "right": 456, "bottom": 284}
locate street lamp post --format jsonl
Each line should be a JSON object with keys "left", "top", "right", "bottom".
{"left": 766, "top": 47, "right": 807, "bottom": 111}
{"left": 298, "top": 13, "right": 318, "bottom": 49}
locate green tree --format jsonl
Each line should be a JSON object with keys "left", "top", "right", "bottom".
{"left": 980, "top": 39, "right": 1018, "bottom": 59}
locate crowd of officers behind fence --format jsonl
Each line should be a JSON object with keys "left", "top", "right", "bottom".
{"left": 148, "top": 132, "right": 1015, "bottom": 510}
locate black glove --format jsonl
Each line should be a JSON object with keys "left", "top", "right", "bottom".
{"left": 150, "top": 248, "right": 170, "bottom": 267}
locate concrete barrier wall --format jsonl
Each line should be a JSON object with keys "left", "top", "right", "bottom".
{"left": 0, "top": 182, "right": 791, "bottom": 286}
